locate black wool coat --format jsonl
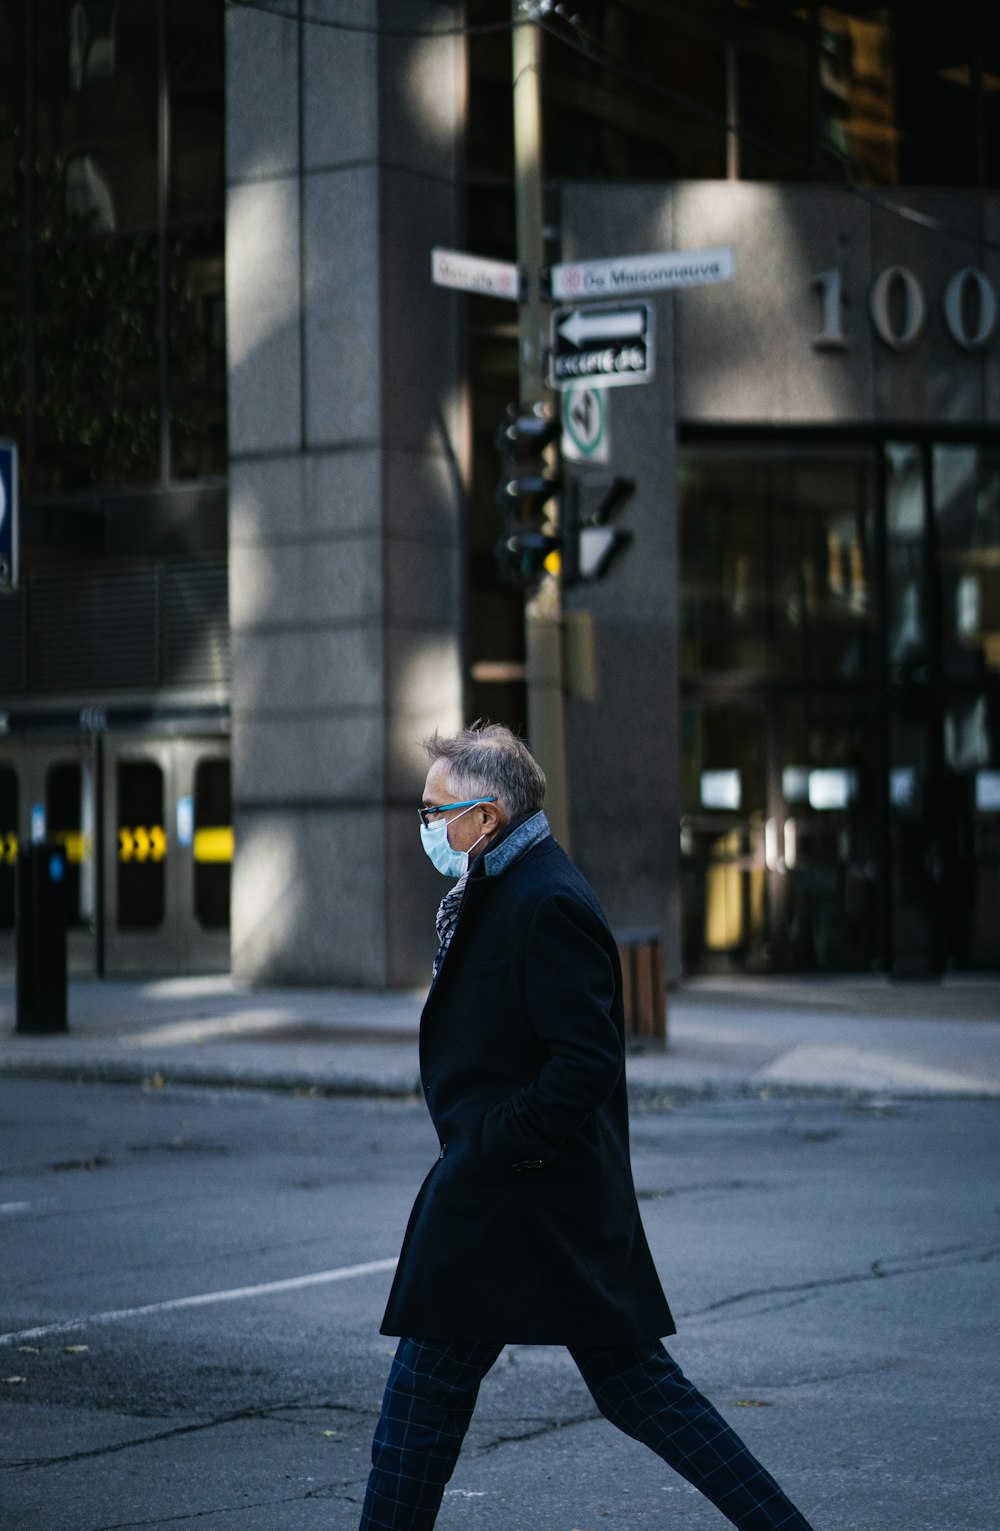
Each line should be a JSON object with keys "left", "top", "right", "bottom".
{"left": 380, "top": 821, "right": 675, "bottom": 1346}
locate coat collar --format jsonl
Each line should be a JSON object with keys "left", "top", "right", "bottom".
{"left": 479, "top": 809, "right": 551, "bottom": 878}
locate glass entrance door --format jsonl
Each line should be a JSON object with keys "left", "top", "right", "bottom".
{"left": 680, "top": 696, "right": 879, "bottom": 973}
{"left": 679, "top": 435, "right": 1000, "bottom": 975}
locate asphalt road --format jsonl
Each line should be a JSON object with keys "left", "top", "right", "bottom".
{"left": 1, "top": 1079, "right": 997, "bottom": 1531}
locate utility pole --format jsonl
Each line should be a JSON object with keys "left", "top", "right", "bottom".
{"left": 511, "top": 0, "right": 571, "bottom": 848}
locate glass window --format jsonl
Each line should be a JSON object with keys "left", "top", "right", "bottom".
{"left": 735, "top": 1, "right": 812, "bottom": 181}
{"left": 46, "top": 759, "right": 93, "bottom": 929}
{"left": 0, "top": 2, "right": 26, "bottom": 444}
{"left": 22, "top": 0, "right": 226, "bottom": 497}
{"left": 777, "top": 697, "right": 878, "bottom": 970}
{"left": 818, "top": 6, "right": 897, "bottom": 184}
{"left": 934, "top": 444, "right": 1000, "bottom": 683}
{"left": 892, "top": 0, "right": 977, "bottom": 187}
{"left": 116, "top": 759, "right": 165, "bottom": 928}
{"left": 167, "top": 0, "right": 224, "bottom": 221}
{"left": 169, "top": 227, "right": 226, "bottom": 478}
{"left": 544, "top": 1, "right": 728, "bottom": 181}
{"left": 0, "top": 1, "right": 25, "bottom": 238}
{"left": 678, "top": 446, "right": 877, "bottom": 680}
{"left": 680, "top": 703, "right": 769, "bottom": 971}
{"left": 193, "top": 756, "right": 230, "bottom": 929}
{"left": 985, "top": 8, "right": 1000, "bottom": 189}
{"left": 0, "top": 764, "right": 17, "bottom": 929}
{"left": 34, "top": 0, "right": 159, "bottom": 238}
{"left": 885, "top": 443, "right": 928, "bottom": 680}
{"left": 34, "top": 231, "right": 160, "bottom": 492}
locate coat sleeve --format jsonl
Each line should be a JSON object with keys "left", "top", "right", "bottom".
{"left": 479, "top": 890, "right": 623, "bottom": 1177}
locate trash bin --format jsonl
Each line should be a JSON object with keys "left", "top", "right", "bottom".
{"left": 16, "top": 842, "right": 69, "bottom": 1034}
{"left": 615, "top": 927, "right": 667, "bottom": 1047}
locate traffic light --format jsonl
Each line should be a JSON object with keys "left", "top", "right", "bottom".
{"left": 494, "top": 404, "right": 561, "bottom": 588}
{"left": 562, "top": 471, "right": 634, "bottom": 587}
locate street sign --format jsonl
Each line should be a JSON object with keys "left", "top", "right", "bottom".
{"left": 431, "top": 247, "right": 521, "bottom": 301}
{"left": 561, "top": 384, "right": 609, "bottom": 464}
{"left": 0, "top": 440, "right": 17, "bottom": 591}
{"left": 550, "top": 244, "right": 734, "bottom": 301}
{"left": 550, "top": 302, "right": 653, "bottom": 390}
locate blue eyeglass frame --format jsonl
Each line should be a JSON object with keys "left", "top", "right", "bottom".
{"left": 418, "top": 797, "right": 496, "bottom": 829}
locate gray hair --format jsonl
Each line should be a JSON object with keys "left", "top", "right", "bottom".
{"left": 422, "top": 722, "right": 546, "bottom": 821}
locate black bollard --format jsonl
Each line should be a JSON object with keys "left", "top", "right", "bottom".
{"left": 16, "top": 843, "right": 69, "bottom": 1034}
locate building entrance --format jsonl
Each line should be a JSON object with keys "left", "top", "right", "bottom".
{"left": 0, "top": 730, "right": 231, "bottom": 977}
{"left": 679, "top": 438, "right": 1000, "bottom": 975}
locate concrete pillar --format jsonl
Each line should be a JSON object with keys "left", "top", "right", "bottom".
{"left": 226, "top": 1, "right": 465, "bottom": 986}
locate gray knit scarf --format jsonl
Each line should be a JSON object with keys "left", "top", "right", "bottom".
{"left": 432, "top": 810, "right": 550, "bottom": 979}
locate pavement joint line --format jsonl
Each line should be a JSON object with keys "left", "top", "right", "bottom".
{"left": 0, "top": 1257, "right": 399, "bottom": 1347}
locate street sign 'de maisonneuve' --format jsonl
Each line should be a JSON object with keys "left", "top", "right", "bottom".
{"left": 550, "top": 244, "right": 735, "bottom": 301}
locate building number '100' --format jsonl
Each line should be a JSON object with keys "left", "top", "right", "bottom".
{"left": 812, "top": 264, "right": 998, "bottom": 353}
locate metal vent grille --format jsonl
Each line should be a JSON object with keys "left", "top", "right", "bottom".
{"left": 30, "top": 570, "right": 160, "bottom": 692}
{"left": 162, "top": 563, "right": 229, "bottom": 687}
{"left": 0, "top": 591, "right": 26, "bottom": 695}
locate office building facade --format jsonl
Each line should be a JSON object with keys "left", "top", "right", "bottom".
{"left": 0, "top": 2, "right": 996, "bottom": 983}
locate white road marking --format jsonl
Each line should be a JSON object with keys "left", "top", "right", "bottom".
{"left": 0, "top": 1256, "right": 398, "bottom": 1346}
{"left": 0, "top": 1202, "right": 35, "bottom": 1215}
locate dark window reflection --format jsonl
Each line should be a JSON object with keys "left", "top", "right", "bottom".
{"left": 679, "top": 448, "right": 876, "bottom": 680}
{"left": 985, "top": 9, "right": 1000, "bottom": 190}
{"left": 169, "top": 227, "right": 226, "bottom": 478}
{"left": 736, "top": 1, "right": 812, "bottom": 180}
{"left": 34, "top": 232, "right": 160, "bottom": 492}
{"left": 818, "top": 6, "right": 898, "bottom": 185}
{"left": 35, "top": 0, "right": 158, "bottom": 238}
{"left": 934, "top": 444, "right": 1000, "bottom": 683}
{"left": 15, "top": 0, "right": 225, "bottom": 495}
{"left": 168, "top": 0, "right": 224, "bottom": 221}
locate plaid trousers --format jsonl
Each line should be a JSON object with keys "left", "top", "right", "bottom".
{"left": 359, "top": 1336, "right": 816, "bottom": 1531}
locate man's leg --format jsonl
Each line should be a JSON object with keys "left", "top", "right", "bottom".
{"left": 359, "top": 1336, "right": 504, "bottom": 1531}
{"left": 570, "top": 1341, "right": 816, "bottom": 1531}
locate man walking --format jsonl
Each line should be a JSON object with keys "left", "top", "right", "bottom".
{"left": 360, "top": 723, "right": 816, "bottom": 1531}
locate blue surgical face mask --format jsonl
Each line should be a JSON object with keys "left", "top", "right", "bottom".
{"left": 420, "top": 803, "right": 487, "bottom": 879}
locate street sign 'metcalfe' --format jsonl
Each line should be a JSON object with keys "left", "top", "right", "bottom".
{"left": 551, "top": 244, "right": 734, "bottom": 301}
{"left": 431, "top": 247, "right": 521, "bottom": 301}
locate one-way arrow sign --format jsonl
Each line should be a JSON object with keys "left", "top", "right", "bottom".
{"left": 550, "top": 302, "right": 653, "bottom": 391}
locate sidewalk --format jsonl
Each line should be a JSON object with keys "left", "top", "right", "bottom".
{"left": 1, "top": 971, "right": 999, "bottom": 1102}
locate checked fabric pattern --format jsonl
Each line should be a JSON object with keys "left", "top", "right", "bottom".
{"left": 358, "top": 1336, "right": 816, "bottom": 1531}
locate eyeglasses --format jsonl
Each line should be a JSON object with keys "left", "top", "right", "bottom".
{"left": 418, "top": 797, "right": 496, "bottom": 829}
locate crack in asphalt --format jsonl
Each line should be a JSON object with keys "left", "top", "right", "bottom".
{"left": 0, "top": 1397, "right": 367, "bottom": 1473}
{"left": 471, "top": 1406, "right": 601, "bottom": 1454}
{"left": 680, "top": 1241, "right": 998, "bottom": 1323}
{"left": 87, "top": 1491, "right": 317, "bottom": 1530}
